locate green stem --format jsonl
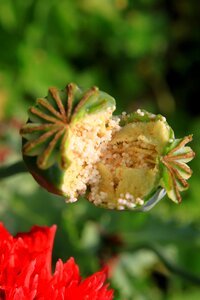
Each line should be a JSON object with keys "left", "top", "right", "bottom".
{"left": 0, "top": 161, "right": 27, "bottom": 180}
{"left": 127, "top": 243, "right": 200, "bottom": 285}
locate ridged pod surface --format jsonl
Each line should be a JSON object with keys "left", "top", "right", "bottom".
{"left": 21, "top": 84, "right": 195, "bottom": 210}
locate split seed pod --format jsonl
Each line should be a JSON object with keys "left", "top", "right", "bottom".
{"left": 20, "top": 83, "right": 116, "bottom": 202}
{"left": 88, "top": 110, "right": 195, "bottom": 210}
{"left": 20, "top": 85, "right": 195, "bottom": 210}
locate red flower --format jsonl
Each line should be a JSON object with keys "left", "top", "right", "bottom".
{"left": 0, "top": 223, "right": 114, "bottom": 300}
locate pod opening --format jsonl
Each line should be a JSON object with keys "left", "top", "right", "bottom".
{"left": 88, "top": 118, "right": 171, "bottom": 209}
{"left": 62, "top": 110, "right": 120, "bottom": 202}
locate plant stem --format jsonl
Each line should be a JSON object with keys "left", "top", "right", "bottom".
{"left": 127, "top": 243, "right": 200, "bottom": 285}
{"left": 0, "top": 161, "right": 27, "bottom": 180}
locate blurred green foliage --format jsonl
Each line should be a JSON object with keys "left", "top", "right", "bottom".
{"left": 0, "top": 0, "right": 200, "bottom": 299}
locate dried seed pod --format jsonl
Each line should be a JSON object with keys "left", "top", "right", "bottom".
{"left": 87, "top": 109, "right": 195, "bottom": 210}
{"left": 20, "top": 83, "right": 117, "bottom": 201}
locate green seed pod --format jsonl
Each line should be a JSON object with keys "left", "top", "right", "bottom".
{"left": 21, "top": 84, "right": 195, "bottom": 210}
{"left": 87, "top": 109, "right": 195, "bottom": 210}
{"left": 20, "top": 83, "right": 116, "bottom": 201}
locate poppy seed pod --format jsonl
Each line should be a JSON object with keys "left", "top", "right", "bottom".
{"left": 20, "top": 83, "right": 117, "bottom": 202}
{"left": 88, "top": 110, "right": 195, "bottom": 210}
{"left": 20, "top": 84, "right": 195, "bottom": 210}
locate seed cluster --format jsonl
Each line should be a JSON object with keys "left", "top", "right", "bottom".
{"left": 88, "top": 136, "right": 157, "bottom": 209}
{"left": 62, "top": 109, "right": 120, "bottom": 202}
{"left": 90, "top": 190, "right": 145, "bottom": 210}
{"left": 101, "top": 140, "right": 157, "bottom": 170}
{"left": 117, "top": 193, "right": 144, "bottom": 210}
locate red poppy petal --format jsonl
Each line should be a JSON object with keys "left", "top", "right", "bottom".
{"left": 0, "top": 222, "right": 12, "bottom": 239}
{"left": 15, "top": 225, "right": 57, "bottom": 276}
{"left": 0, "top": 224, "right": 114, "bottom": 299}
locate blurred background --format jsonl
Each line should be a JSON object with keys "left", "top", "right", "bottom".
{"left": 0, "top": 0, "right": 200, "bottom": 299}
